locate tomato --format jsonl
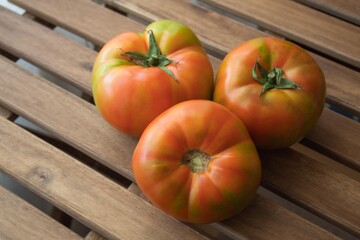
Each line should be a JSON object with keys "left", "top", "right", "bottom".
{"left": 92, "top": 20, "right": 214, "bottom": 136}
{"left": 214, "top": 37, "right": 326, "bottom": 149}
{"left": 132, "top": 100, "right": 261, "bottom": 223}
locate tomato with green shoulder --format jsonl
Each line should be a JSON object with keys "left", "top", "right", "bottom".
{"left": 132, "top": 100, "right": 261, "bottom": 223}
{"left": 214, "top": 37, "right": 326, "bottom": 149}
{"left": 92, "top": 20, "right": 214, "bottom": 136}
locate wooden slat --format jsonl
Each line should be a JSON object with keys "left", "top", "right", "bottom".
{"left": 295, "top": 0, "right": 360, "bottom": 26}
{"left": 8, "top": 0, "right": 261, "bottom": 58}
{"left": 305, "top": 109, "right": 360, "bottom": 171}
{"left": 0, "top": 52, "right": 135, "bottom": 181}
{"left": 0, "top": 0, "right": 360, "bottom": 236}
{"left": 9, "top": 0, "right": 360, "bottom": 116}
{"left": 0, "top": 43, "right": 356, "bottom": 240}
{"left": 2, "top": 0, "right": 359, "bottom": 163}
{"left": 0, "top": 113, "right": 207, "bottom": 240}
{"left": 90, "top": 0, "right": 360, "bottom": 168}
{"left": 201, "top": 0, "right": 360, "bottom": 68}
{"left": 0, "top": 185, "right": 82, "bottom": 240}
{"left": 10, "top": 0, "right": 144, "bottom": 46}
{"left": 98, "top": 0, "right": 359, "bottom": 116}
{"left": 0, "top": 6, "right": 95, "bottom": 95}
{"left": 0, "top": 53, "right": 339, "bottom": 239}
{"left": 0, "top": 50, "right": 340, "bottom": 240}
{"left": 127, "top": 183, "right": 339, "bottom": 239}
{"left": 261, "top": 146, "right": 360, "bottom": 237}
{"left": 221, "top": 195, "right": 340, "bottom": 240}
{"left": 1, "top": 1, "right": 359, "bottom": 234}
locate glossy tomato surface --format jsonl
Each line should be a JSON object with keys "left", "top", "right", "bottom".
{"left": 214, "top": 37, "right": 326, "bottom": 149}
{"left": 132, "top": 100, "right": 261, "bottom": 223}
{"left": 92, "top": 20, "right": 214, "bottom": 136}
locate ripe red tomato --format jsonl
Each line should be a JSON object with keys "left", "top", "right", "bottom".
{"left": 92, "top": 20, "right": 214, "bottom": 136}
{"left": 132, "top": 100, "right": 261, "bottom": 223}
{"left": 214, "top": 37, "right": 326, "bottom": 149}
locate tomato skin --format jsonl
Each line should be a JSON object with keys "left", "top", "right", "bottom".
{"left": 92, "top": 20, "right": 214, "bottom": 136}
{"left": 214, "top": 37, "right": 326, "bottom": 149}
{"left": 132, "top": 100, "right": 261, "bottom": 223}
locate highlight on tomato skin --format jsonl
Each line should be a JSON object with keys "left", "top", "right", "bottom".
{"left": 214, "top": 37, "right": 326, "bottom": 150}
{"left": 132, "top": 100, "right": 261, "bottom": 224}
{"left": 91, "top": 19, "right": 214, "bottom": 137}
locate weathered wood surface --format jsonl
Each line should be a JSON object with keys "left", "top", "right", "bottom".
{"left": 295, "top": 0, "right": 360, "bottom": 25}
{"left": 0, "top": 112, "right": 208, "bottom": 240}
{"left": 0, "top": 186, "right": 83, "bottom": 240}
{"left": 1, "top": 0, "right": 359, "bottom": 239}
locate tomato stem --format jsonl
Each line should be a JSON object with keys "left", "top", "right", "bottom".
{"left": 252, "top": 58, "right": 303, "bottom": 96}
{"left": 181, "top": 149, "right": 211, "bottom": 173}
{"left": 120, "top": 30, "right": 178, "bottom": 81}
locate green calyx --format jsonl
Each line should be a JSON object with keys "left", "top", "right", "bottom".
{"left": 252, "top": 58, "right": 303, "bottom": 96}
{"left": 121, "top": 30, "right": 177, "bottom": 81}
{"left": 181, "top": 149, "right": 211, "bottom": 174}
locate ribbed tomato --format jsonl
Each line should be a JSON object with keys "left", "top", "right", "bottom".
{"left": 132, "top": 100, "right": 261, "bottom": 223}
{"left": 92, "top": 20, "right": 213, "bottom": 136}
{"left": 214, "top": 37, "right": 326, "bottom": 149}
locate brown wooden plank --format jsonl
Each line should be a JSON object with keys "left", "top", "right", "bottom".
{"left": 0, "top": 54, "right": 135, "bottom": 181}
{"left": 8, "top": 0, "right": 360, "bottom": 116}
{"left": 0, "top": 185, "right": 82, "bottom": 240}
{"left": 10, "top": 0, "right": 144, "bottom": 46}
{"left": 201, "top": 0, "right": 360, "bottom": 68}
{"left": 127, "top": 183, "right": 339, "bottom": 239}
{"left": 221, "top": 195, "right": 340, "bottom": 240}
{"left": 0, "top": 0, "right": 360, "bottom": 233}
{"left": 305, "top": 109, "right": 360, "bottom": 171}
{"left": 0, "top": 117, "right": 207, "bottom": 240}
{"left": 0, "top": 5, "right": 95, "bottom": 95}
{"left": 5, "top": 0, "right": 360, "bottom": 180}
{"left": 1, "top": 0, "right": 358, "bottom": 236}
{"left": 0, "top": 54, "right": 341, "bottom": 239}
{"left": 0, "top": 1, "right": 360, "bottom": 170}
{"left": 261, "top": 146, "right": 360, "bottom": 237}
{"left": 98, "top": 0, "right": 359, "bottom": 116}
{"left": 0, "top": 53, "right": 355, "bottom": 239}
{"left": 295, "top": 0, "right": 360, "bottom": 25}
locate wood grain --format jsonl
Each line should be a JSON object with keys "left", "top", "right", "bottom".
{"left": 0, "top": 54, "right": 341, "bottom": 239}
{"left": 1, "top": 0, "right": 359, "bottom": 237}
{"left": 0, "top": 117, "right": 207, "bottom": 240}
{"left": 2, "top": 0, "right": 359, "bottom": 156}
{"left": 10, "top": 0, "right": 144, "bottom": 46}
{"left": 1, "top": 1, "right": 360, "bottom": 232}
{"left": 261, "top": 147, "right": 360, "bottom": 236}
{"left": 201, "top": 0, "right": 360, "bottom": 68}
{"left": 128, "top": 182, "right": 339, "bottom": 239}
{"left": 0, "top": 6, "right": 95, "bottom": 95}
{"left": 0, "top": 55, "right": 136, "bottom": 181}
{"left": 305, "top": 109, "right": 360, "bottom": 171}
{"left": 295, "top": 0, "right": 360, "bottom": 25}
{"left": 98, "top": 0, "right": 360, "bottom": 116}
{"left": 0, "top": 186, "right": 82, "bottom": 240}
{"left": 221, "top": 195, "right": 340, "bottom": 240}
{"left": 0, "top": 51, "right": 355, "bottom": 238}
{"left": 8, "top": 0, "right": 360, "bottom": 115}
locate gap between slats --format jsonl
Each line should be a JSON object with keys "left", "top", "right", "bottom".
{"left": 0, "top": 44, "right": 356, "bottom": 239}
{"left": 3, "top": 0, "right": 359, "bottom": 172}
{"left": 0, "top": 1, "right": 358, "bottom": 238}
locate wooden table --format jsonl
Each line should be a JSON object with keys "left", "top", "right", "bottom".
{"left": 0, "top": 0, "right": 359, "bottom": 239}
